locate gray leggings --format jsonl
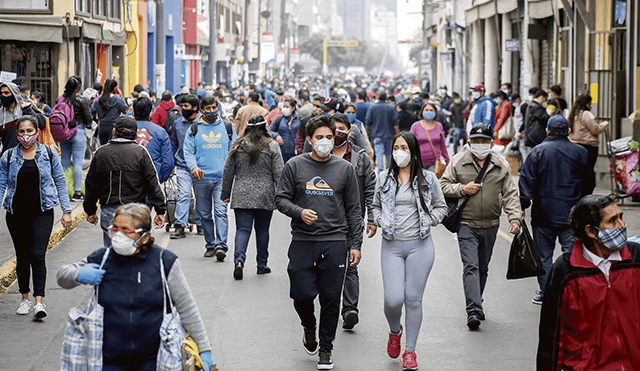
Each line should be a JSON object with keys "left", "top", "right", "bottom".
{"left": 381, "top": 237, "right": 435, "bottom": 352}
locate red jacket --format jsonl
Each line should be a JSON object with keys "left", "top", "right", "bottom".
{"left": 537, "top": 240, "right": 640, "bottom": 370}
{"left": 151, "top": 100, "right": 175, "bottom": 127}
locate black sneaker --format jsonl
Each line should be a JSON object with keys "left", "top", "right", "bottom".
{"left": 214, "top": 248, "right": 226, "bottom": 262}
{"left": 196, "top": 225, "right": 204, "bottom": 235}
{"left": 317, "top": 349, "right": 333, "bottom": 370}
{"left": 204, "top": 248, "right": 216, "bottom": 258}
{"left": 257, "top": 266, "right": 271, "bottom": 275}
{"left": 467, "top": 314, "right": 481, "bottom": 330}
{"left": 303, "top": 326, "right": 318, "bottom": 355}
{"left": 71, "top": 193, "right": 84, "bottom": 202}
{"left": 233, "top": 261, "right": 244, "bottom": 280}
{"left": 170, "top": 225, "right": 186, "bottom": 239}
{"left": 342, "top": 310, "right": 359, "bottom": 330}
{"left": 478, "top": 311, "right": 486, "bottom": 321}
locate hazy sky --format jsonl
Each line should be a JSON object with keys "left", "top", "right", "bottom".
{"left": 396, "top": 0, "right": 424, "bottom": 69}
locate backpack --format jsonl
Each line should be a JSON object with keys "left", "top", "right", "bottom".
{"left": 164, "top": 107, "right": 181, "bottom": 137}
{"left": 49, "top": 95, "right": 78, "bottom": 142}
{"left": 189, "top": 120, "right": 233, "bottom": 141}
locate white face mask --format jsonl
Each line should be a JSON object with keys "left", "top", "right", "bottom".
{"left": 393, "top": 150, "right": 411, "bottom": 168}
{"left": 546, "top": 109, "right": 554, "bottom": 116}
{"left": 313, "top": 138, "right": 333, "bottom": 158}
{"left": 471, "top": 91, "right": 481, "bottom": 100}
{"left": 110, "top": 232, "right": 139, "bottom": 256}
{"left": 470, "top": 143, "right": 491, "bottom": 160}
{"left": 282, "top": 107, "right": 293, "bottom": 117}
{"left": 501, "top": 89, "right": 509, "bottom": 95}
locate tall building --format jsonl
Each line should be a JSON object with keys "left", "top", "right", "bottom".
{"left": 370, "top": 4, "right": 398, "bottom": 57}
{"left": 336, "top": 0, "right": 368, "bottom": 40}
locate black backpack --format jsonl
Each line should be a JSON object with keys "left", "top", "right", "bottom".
{"left": 164, "top": 107, "right": 182, "bottom": 137}
{"left": 189, "top": 120, "right": 234, "bottom": 141}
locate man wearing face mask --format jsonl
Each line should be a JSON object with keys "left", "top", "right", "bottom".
{"left": 523, "top": 90, "right": 550, "bottom": 149}
{"left": 537, "top": 195, "right": 640, "bottom": 371}
{"left": 0, "top": 82, "right": 46, "bottom": 153}
{"left": 440, "top": 123, "right": 521, "bottom": 330}
{"left": 275, "top": 115, "right": 362, "bottom": 370}
{"left": 448, "top": 93, "right": 467, "bottom": 154}
{"left": 269, "top": 98, "right": 301, "bottom": 163}
{"left": 466, "top": 84, "right": 496, "bottom": 133}
{"left": 365, "top": 92, "right": 400, "bottom": 172}
{"left": 234, "top": 92, "right": 268, "bottom": 137}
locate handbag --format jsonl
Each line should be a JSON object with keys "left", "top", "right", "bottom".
{"left": 60, "top": 248, "right": 110, "bottom": 371}
{"left": 157, "top": 250, "right": 187, "bottom": 371}
{"left": 425, "top": 126, "right": 447, "bottom": 178}
{"left": 497, "top": 115, "right": 515, "bottom": 140}
{"left": 441, "top": 154, "right": 492, "bottom": 233}
{"left": 506, "top": 221, "right": 545, "bottom": 279}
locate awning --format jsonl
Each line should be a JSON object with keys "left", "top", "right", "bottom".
{"left": 0, "top": 16, "right": 63, "bottom": 43}
{"left": 82, "top": 19, "right": 126, "bottom": 46}
{"left": 465, "top": 0, "right": 519, "bottom": 23}
{"left": 82, "top": 19, "right": 103, "bottom": 40}
{"left": 529, "top": 0, "right": 554, "bottom": 19}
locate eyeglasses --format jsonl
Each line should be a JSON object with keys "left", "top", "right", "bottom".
{"left": 107, "top": 225, "right": 147, "bottom": 238}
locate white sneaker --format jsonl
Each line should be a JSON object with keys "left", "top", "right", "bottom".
{"left": 33, "top": 303, "right": 47, "bottom": 319}
{"left": 16, "top": 299, "right": 33, "bottom": 315}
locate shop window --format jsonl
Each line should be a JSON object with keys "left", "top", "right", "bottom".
{"left": 108, "top": 0, "right": 121, "bottom": 21}
{"left": 0, "top": 0, "right": 52, "bottom": 14}
{"left": 0, "top": 43, "right": 53, "bottom": 105}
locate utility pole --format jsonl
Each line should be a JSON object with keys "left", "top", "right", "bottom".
{"left": 155, "top": 0, "right": 165, "bottom": 92}
{"left": 243, "top": 0, "right": 250, "bottom": 84}
{"left": 208, "top": 0, "right": 217, "bottom": 84}
{"left": 279, "top": 0, "right": 286, "bottom": 78}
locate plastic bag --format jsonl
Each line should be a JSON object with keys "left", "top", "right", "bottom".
{"left": 506, "top": 222, "right": 545, "bottom": 280}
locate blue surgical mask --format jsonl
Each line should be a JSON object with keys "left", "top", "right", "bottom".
{"left": 322, "top": 112, "right": 331, "bottom": 117}
{"left": 418, "top": 100, "right": 424, "bottom": 107}
{"left": 345, "top": 113, "right": 357, "bottom": 123}
{"left": 495, "top": 99, "right": 502, "bottom": 105}
{"left": 422, "top": 111, "right": 436, "bottom": 121}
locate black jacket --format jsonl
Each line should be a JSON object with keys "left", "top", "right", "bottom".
{"left": 349, "top": 142, "right": 376, "bottom": 225}
{"left": 448, "top": 100, "right": 467, "bottom": 129}
{"left": 71, "top": 94, "right": 92, "bottom": 127}
{"left": 83, "top": 139, "right": 166, "bottom": 215}
{"left": 523, "top": 101, "right": 549, "bottom": 147}
{"left": 398, "top": 110, "right": 418, "bottom": 132}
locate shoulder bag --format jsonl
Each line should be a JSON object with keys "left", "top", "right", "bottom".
{"left": 424, "top": 124, "right": 447, "bottom": 178}
{"left": 157, "top": 250, "right": 187, "bottom": 371}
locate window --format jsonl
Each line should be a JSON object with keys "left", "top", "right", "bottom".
{"left": 93, "top": 0, "right": 106, "bottom": 18}
{"left": 75, "top": 0, "right": 91, "bottom": 14}
{"left": 108, "top": 0, "right": 121, "bottom": 20}
{"left": 0, "top": 0, "right": 52, "bottom": 14}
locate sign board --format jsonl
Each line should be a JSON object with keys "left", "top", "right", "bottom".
{"left": 277, "top": 49, "right": 286, "bottom": 64}
{"left": 325, "top": 40, "right": 358, "bottom": 47}
{"left": 505, "top": 39, "right": 520, "bottom": 52}
{"left": 440, "top": 53, "right": 451, "bottom": 62}
{"left": 174, "top": 44, "right": 186, "bottom": 59}
{"left": 290, "top": 48, "right": 300, "bottom": 64}
{"left": 398, "top": 40, "right": 423, "bottom": 44}
{"left": 155, "top": 64, "right": 165, "bottom": 93}
{"left": 261, "top": 32, "right": 275, "bottom": 64}
{"left": 0, "top": 71, "right": 17, "bottom": 84}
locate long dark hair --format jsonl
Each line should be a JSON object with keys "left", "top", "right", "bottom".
{"left": 229, "top": 124, "right": 272, "bottom": 164}
{"left": 384, "top": 131, "right": 430, "bottom": 213}
{"left": 99, "top": 79, "right": 118, "bottom": 112}
{"left": 63, "top": 75, "right": 82, "bottom": 104}
{"left": 568, "top": 94, "right": 592, "bottom": 130}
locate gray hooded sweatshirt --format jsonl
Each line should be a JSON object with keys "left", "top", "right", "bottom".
{"left": 0, "top": 82, "right": 46, "bottom": 151}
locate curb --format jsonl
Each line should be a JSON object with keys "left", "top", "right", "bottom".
{"left": 0, "top": 203, "right": 86, "bottom": 295}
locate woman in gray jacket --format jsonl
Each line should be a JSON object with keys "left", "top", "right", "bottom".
{"left": 221, "top": 114, "right": 284, "bottom": 280}
{"left": 372, "top": 132, "right": 447, "bottom": 371}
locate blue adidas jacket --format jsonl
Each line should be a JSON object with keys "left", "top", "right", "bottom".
{"left": 183, "top": 116, "right": 238, "bottom": 180}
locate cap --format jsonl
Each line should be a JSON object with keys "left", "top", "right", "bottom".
{"left": 319, "top": 97, "right": 342, "bottom": 113}
{"left": 246, "top": 114, "right": 267, "bottom": 127}
{"left": 114, "top": 116, "right": 138, "bottom": 140}
{"left": 546, "top": 115, "right": 569, "bottom": 133}
{"left": 418, "top": 92, "right": 430, "bottom": 100}
{"left": 472, "top": 84, "right": 486, "bottom": 92}
{"left": 469, "top": 123, "right": 493, "bottom": 139}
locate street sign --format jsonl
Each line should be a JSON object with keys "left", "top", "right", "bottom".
{"left": 505, "top": 39, "right": 520, "bottom": 52}
{"left": 322, "top": 39, "right": 359, "bottom": 75}
{"left": 174, "top": 44, "right": 186, "bottom": 59}
{"left": 0, "top": 71, "right": 17, "bottom": 83}
{"left": 397, "top": 40, "right": 424, "bottom": 44}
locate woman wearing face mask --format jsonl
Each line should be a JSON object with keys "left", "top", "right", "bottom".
{"left": 0, "top": 116, "right": 72, "bottom": 319}
{"left": 546, "top": 98, "right": 563, "bottom": 118}
{"left": 90, "top": 79, "right": 127, "bottom": 146}
{"left": 31, "top": 92, "right": 52, "bottom": 117}
{"left": 371, "top": 131, "right": 448, "bottom": 371}
{"left": 568, "top": 94, "right": 609, "bottom": 195}
{"left": 410, "top": 102, "right": 450, "bottom": 172}
{"left": 269, "top": 98, "right": 301, "bottom": 163}
{"left": 491, "top": 91, "right": 512, "bottom": 147}
{"left": 57, "top": 203, "right": 215, "bottom": 371}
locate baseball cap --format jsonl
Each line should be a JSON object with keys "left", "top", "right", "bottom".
{"left": 469, "top": 123, "right": 493, "bottom": 139}
{"left": 472, "top": 84, "right": 486, "bottom": 92}
{"left": 114, "top": 116, "right": 138, "bottom": 140}
{"left": 319, "top": 97, "right": 342, "bottom": 113}
{"left": 547, "top": 115, "right": 569, "bottom": 133}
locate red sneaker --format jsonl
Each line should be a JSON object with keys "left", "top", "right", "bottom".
{"left": 402, "top": 351, "right": 418, "bottom": 370}
{"left": 387, "top": 325, "right": 403, "bottom": 358}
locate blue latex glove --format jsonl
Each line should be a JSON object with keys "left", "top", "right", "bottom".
{"left": 200, "top": 351, "right": 214, "bottom": 371}
{"left": 76, "top": 263, "right": 106, "bottom": 285}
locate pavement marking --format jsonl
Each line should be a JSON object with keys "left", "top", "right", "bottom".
{"left": 498, "top": 229, "right": 514, "bottom": 244}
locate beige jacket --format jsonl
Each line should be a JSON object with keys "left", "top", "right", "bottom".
{"left": 440, "top": 151, "right": 521, "bottom": 228}
{"left": 234, "top": 102, "right": 268, "bottom": 136}
{"left": 569, "top": 110, "right": 608, "bottom": 147}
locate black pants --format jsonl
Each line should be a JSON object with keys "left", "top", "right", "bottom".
{"left": 288, "top": 240, "right": 348, "bottom": 352}
{"left": 6, "top": 209, "right": 54, "bottom": 297}
{"left": 579, "top": 143, "right": 598, "bottom": 195}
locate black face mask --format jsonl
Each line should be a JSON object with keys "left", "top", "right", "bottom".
{"left": 1, "top": 95, "right": 15, "bottom": 107}
{"left": 182, "top": 108, "right": 197, "bottom": 120}
{"left": 203, "top": 111, "right": 218, "bottom": 124}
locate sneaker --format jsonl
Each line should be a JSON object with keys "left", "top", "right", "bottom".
{"left": 196, "top": 225, "right": 204, "bottom": 235}
{"left": 233, "top": 261, "right": 244, "bottom": 280}
{"left": 387, "top": 325, "right": 403, "bottom": 358}
{"left": 342, "top": 310, "right": 359, "bottom": 330}
{"left": 71, "top": 193, "right": 84, "bottom": 202}
{"left": 402, "top": 351, "right": 418, "bottom": 371}
{"left": 317, "top": 349, "right": 333, "bottom": 370}
{"left": 203, "top": 248, "right": 216, "bottom": 258}
{"left": 478, "top": 311, "right": 486, "bottom": 321}
{"left": 532, "top": 290, "right": 544, "bottom": 305}
{"left": 467, "top": 314, "right": 481, "bottom": 330}
{"left": 303, "top": 326, "right": 318, "bottom": 355}
{"left": 170, "top": 225, "right": 186, "bottom": 239}
{"left": 214, "top": 248, "right": 226, "bottom": 262}
{"left": 257, "top": 266, "right": 271, "bottom": 275}
{"left": 16, "top": 299, "right": 33, "bottom": 315}
{"left": 33, "top": 303, "right": 47, "bottom": 319}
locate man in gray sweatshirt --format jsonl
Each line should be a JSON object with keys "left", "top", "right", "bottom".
{"left": 275, "top": 115, "right": 363, "bottom": 370}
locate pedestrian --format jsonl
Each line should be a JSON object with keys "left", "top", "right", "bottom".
{"left": 133, "top": 97, "right": 175, "bottom": 183}
{"left": 150, "top": 90, "right": 177, "bottom": 128}
{"left": 84, "top": 116, "right": 166, "bottom": 247}
{"left": 0, "top": 82, "right": 46, "bottom": 153}
{"left": 57, "top": 203, "right": 215, "bottom": 371}
{"left": 298, "top": 92, "right": 314, "bottom": 118}
{"left": 275, "top": 115, "right": 363, "bottom": 370}
{"left": 355, "top": 90, "right": 371, "bottom": 124}
{"left": 448, "top": 93, "right": 467, "bottom": 154}
{"left": 344, "top": 102, "right": 374, "bottom": 160}
{"left": 519, "top": 116, "right": 590, "bottom": 305}
{"left": 303, "top": 98, "right": 369, "bottom": 155}
{"left": 221, "top": 114, "right": 284, "bottom": 279}
{"left": 58, "top": 76, "right": 92, "bottom": 202}
{"left": 90, "top": 79, "right": 127, "bottom": 145}
{"left": 397, "top": 99, "right": 419, "bottom": 132}
{"left": 269, "top": 98, "right": 301, "bottom": 163}
{"left": 372, "top": 131, "right": 447, "bottom": 371}
{"left": 365, "top": 92, "right": 400, "bottom": 172}
{"left": 0, "top": 115, "right": 72, "bottom": 319}
{"left": 466, "top": 84, "right": 496, "bottom": 131}
{"left": 440, "top": 123, "right": 521, "bottom": 330}
{"left": 568, "top": 94, "right": 609, "bottom": 195}
{"left": 546, "top": 84, "right": 568, "bottom": 114}
{"left": 537, "top": 195, "right": 640, "bottom": 370}
{"left": 492, "top": 91, "right": 512, "bottom": 148}
{"left": 330, "top": 113, "right": 377, "bottom": 330}
{"left": 234, "top": 91, "right": 268, "bottom": 137}
{"left": 522, "top": 89, "right": 550, "bottom": 149}
{"left": 410, "top": 101, "right": 450, "bottom": 172}
{"left": 31, "top": 92, "right": 51, "bottom": 117}
{"left": 184, "top": 96, "right": 238, "bottom": 260}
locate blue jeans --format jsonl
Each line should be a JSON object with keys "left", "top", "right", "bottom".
{"left": 373, "top": 137, "right": 392, "bottom": 172}
{"left": 100, "top": 205, "right": 118, "bottom": 247}
{"left": 174, "top": 167, "right": 199, "bottom": 227}
{"left": 60, "top": 126, "right": 87, "bottom": 192}
{"left": 233, "top": 209, "right": 273, "bottom": 267}
{"left": 532, "top": 225, "right": 576, "bottom": 295}
{"left": 453, "top": 127, "right": 467, "bottom": 154}
{"left": 193, "top": 178, "right": 228, "bottom": 251}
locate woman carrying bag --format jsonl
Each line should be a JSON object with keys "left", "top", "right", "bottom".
{"left": 57, "top": 203, "right": 215, "bottom": 371}
{"left": 372, "top": 132, "right": 448, "bottom": 371}
{"left": 410, "top": 102, "right": 449, "bottom": 177}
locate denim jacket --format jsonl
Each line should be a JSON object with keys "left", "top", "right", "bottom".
{"left": 0, "top": 143, "right": 72, "bottom": 214}
{"left": 372, "top": 168, "right": 448, "bottom": 240}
